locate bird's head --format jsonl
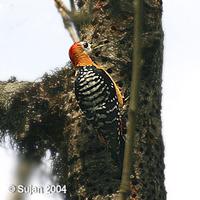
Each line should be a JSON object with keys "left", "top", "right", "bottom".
{"left": 69, "top": 41, "right": 94, "bottom": 67}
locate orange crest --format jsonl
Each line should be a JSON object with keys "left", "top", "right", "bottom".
{"left": 69, "top": 42, "right": 94, "bottom": 67}
{"left": 69, "top": 42, "right": 82, "bottom": 65}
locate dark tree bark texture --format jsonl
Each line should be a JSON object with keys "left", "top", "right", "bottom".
{"left": 0, "top": 0, "right": 165, "bottom": 200}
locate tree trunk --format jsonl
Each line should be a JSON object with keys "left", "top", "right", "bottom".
{"left": 0, "top": 0, "right": 165, "bottom": 199}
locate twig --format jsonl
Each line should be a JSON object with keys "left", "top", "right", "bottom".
{"left": 69, "top": 0, "right": 76, "bottom": 12}
{"left": 54, "top": 0, "right": 79, "bottom": 42}
{"left": 118, "top": 0, "right": 143, "bottom": 199}
{"left": 54, "top": 0, "right": 73, "bottom": 17}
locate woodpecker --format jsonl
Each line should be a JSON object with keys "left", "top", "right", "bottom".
{"left": 69, "top": 41, "right": 124, "bottom": 165}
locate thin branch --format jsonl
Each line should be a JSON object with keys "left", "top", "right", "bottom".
{"left": 54, "top": 0, "right": 72, "bottom": 16}
{"left": 69, "top": 0, "right": 76, "bottom": 12}
{"left": 118, "top": 0, "right": 143, "bottom": 199}
{"left": 54, "top": 0, "right": 79, "bottom": 42}
{"left": 62, "top": 15, "right": 80, "bottom": 42}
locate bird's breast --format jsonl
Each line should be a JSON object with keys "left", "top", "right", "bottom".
{"left": 75, "top": 66, "right": 112, "bottom": 107}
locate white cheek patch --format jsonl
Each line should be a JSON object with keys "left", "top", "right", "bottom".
{"left": 80, "top": 41, "right": 92, "bottom": 53}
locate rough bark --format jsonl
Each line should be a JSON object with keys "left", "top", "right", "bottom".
{"left": 0, "top": 0, "right": 165, "bottom": 199}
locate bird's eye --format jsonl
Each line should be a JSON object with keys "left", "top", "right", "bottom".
{"left": 83, "top": 42, "right": 88, "bottom": 48}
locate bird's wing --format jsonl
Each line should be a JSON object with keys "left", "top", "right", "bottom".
{"left": 95, "top": 65, "right": 123, "bottom": 106}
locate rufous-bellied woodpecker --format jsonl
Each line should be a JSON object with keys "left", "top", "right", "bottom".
{"left": 69, "top": 41, "right": 124, "bottom": 165}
